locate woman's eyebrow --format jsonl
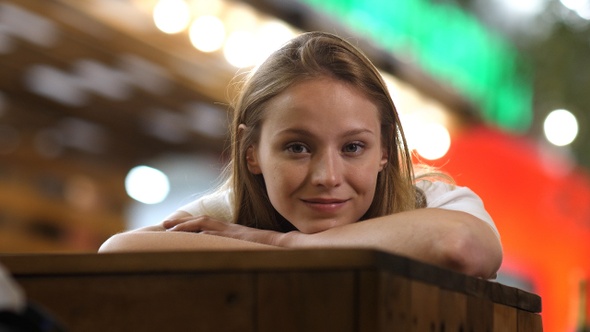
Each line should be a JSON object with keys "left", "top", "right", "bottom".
{"left": 274, "top": 128, "right": 313, "bottom": 137}
{"left": 275, "top": 128, "right": 375, "bottom": 138}
{"left": 341, "top": 128, "right": 376, "bottom": 137}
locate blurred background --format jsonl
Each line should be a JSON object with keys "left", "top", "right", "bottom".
{"left": 0, "top": 0, "right": 588, "bottom": 330}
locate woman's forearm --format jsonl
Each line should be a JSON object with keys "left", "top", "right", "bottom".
{"left": 98, "top": 230, "right": 279, "bottom": 253}
{"left": 277, "top": 208, "right": 502, "bottom": 278}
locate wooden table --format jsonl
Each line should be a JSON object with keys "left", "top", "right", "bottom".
{"left": 1, "top": 249, "right": 542, "bottom": 331}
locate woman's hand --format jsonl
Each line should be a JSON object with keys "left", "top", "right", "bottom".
{"left": 98, "top": 214, "right": 281, "bottom": 253}
{"left": 164, "top": 216, "right": 287, "bottom": 247}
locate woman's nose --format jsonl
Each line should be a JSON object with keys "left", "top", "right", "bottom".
{"left": 310, "top": 150, "right": 343, "bottom": 187}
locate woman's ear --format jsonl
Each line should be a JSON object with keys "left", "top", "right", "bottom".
{"left": 246, "top": 146, "right": 262, "bottom": 174}
{"left": 239, "top": 124, "right": 262, "bottom": 174}
{"left": 379, "top": 148, "right": 388, "bottom": 171}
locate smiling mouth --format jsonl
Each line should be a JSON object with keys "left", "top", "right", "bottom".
{"left": 301, "top": 198, "right": 349, "bottom": 204}
{"left": 300, "top": 198, "right": 350, "bottom": 212}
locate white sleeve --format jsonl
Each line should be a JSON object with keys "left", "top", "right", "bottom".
{"left": 417, "top": 181, "right": 499, "bottom": 238}
{"left": 176, "top": 190, "right": 234, "bottom": 223}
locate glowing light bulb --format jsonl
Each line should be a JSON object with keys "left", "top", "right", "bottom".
{"left": 189, "top": 15, "right": 225, "bottom": 52}
{"left": 153, "top": 0, "right": 190, "bottom": 34}
{"left": 544, "top": 109, "right": 578, "bottom": 146}
{"left": 125, "top": 166, "right": 170, "bottom": 204}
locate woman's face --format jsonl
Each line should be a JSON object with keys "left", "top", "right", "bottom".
{"left": 246, "top": 77, "right": 388, "bottom": 234}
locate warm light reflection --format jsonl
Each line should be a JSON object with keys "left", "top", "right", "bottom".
{"left": 404, "top": 116, "right": 451, "bottom": 160}
{"left": 189, "top": 15, "right": 225, "bottom": 52}
{"left": 224, "top": 30, "right": 256, "bottom": 68}
{"left": 190, "top": 0, "right": 224, "bottom": 16}
{"left": 131, "top": 0, "right": 159, "bottom": 14}
{"left": 385, "top": 72, "right": 453, "bottom": 161}
{"left": 416, "top": 123, "right": 451, "bottom": 160}
{"left": 125, "top": 166, "right": 170, "bottom": 204}
{"left": 224, "top": 3, "right": 258, "bottom": 33}
{"left": 153, "top": 0, "right": 191, "bottom": 34}
{"left": 254, "top": 20, "right": 295, "bottom": 64}
{"left": 544, "top": 109, "right": 578, "bottom": 146}
{"left": 142, "top": 0, "right": 301, "bottom": 68}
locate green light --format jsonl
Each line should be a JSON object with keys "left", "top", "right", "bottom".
{"left": 301, "top": 0, "right": 532, "bottom": 132}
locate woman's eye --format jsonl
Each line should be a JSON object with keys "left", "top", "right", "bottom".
{"left": 343, "top": 143, "right": 364, "bottom": 153}
{"left": 286, "top": 143, "right": 309, "bottom": 154}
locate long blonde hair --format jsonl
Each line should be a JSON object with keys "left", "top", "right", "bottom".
{"left": 224, "top": 31, "right": 420, "bottom": 231}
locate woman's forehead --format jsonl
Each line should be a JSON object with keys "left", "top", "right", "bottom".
{"left": 259, "top": 77, "right": 382, "bottom": 134}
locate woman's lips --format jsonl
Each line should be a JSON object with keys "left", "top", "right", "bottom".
{"left": 301, "top": 198, "right": 350, "bottom": 213}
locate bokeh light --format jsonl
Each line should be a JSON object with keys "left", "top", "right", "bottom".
{"left": 413, "top": 122, "right": 452, "bottom": 160}
{"left": 253, "top": 20, "right": 294, "bottom": 65}
{"left": 544, "top": 109, "right": 578, "bottom": 146}
{"left": 224, "top": 3, "right": 258, "bottom": 32}
{"left": 125, "top": 165, "right": 170, "bottom": 204}
{"left": 223, "top": 30, "right": 256, "bottom": 68}
{"left": 189, "top": 15, "right": 225, "bottom": 52}
{"left": 153, "top": 0, "right": 191, "bottom": 34}
{"left": 401, "top": 114, "right": 451, "bottom": 160}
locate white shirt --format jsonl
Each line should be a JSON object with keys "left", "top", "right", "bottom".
{"left": 178, "top": 181, "right": 499, "bottom": 238}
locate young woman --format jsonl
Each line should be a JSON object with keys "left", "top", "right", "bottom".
{"left": 99, "top": 31, "right": 502, "bottom": 279}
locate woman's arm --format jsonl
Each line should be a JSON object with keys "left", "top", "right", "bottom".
{"left": 165, "top": 208, "right": 502, "bottom": 279}
{"left": 276, "top": 208, "right": 502, "bottom": 279}
{"left": 97, "top": 211, "right": 279, "bottom": 253}
{"left": 100, "top": 208, "right": 502, "bottom": 278}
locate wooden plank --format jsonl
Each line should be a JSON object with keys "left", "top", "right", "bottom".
{"left": 357, "top": 270, "right": 380, "bottom": 332}
{"left": 488, "top": 280, "right": 520, "bottom": 311}
{"left": 257, "top": 271, "right": 355, "bottom": 332}
{"left": 17, "top": 273, "right": 255, "bottom": 332}
{"left": 439, "top": 288, "right": 467, "bottom": 332}
{"left": 358, "top": 271, "right": 412, "bottom": 332}
{"left": 410, "top": 281, "right": 439, "bottom": 332}
{"left": 517, "top": 310, "right": 543, "bottom": 332}
{"left": 467, "top": 295, "right": 494, "bottom": 332}
{"left": 381, "top": 273, "right": 412, "bottom": 331}
{"left": 517, "top": 288, "right": 543, "bottom": 315}
{"left": 493, "top": 303, "right": 518, "bottom": 332}
{"left": 1, "top": 250, "right": 389, "bottom": 275}
{"left": 2, "top": 250, "right": 544, "bottom": 319}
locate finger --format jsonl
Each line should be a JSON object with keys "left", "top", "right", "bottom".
{"left": 162, "top": 218, "right": 185, "bottom": 229}
{"left": 167, "top": 220, "right": 205, "bottom": 232}
{"left": 162, "top": 215, "right": 209, "bottom": 229}
{"left": 182, "top": 218, "right": 231, "bottom": 233}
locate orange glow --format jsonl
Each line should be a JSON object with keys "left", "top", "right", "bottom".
{"left": 430, "top": 124, "right": 590, "bottom": 331}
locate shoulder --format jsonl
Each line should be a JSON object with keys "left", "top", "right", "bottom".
{"left": 417, "top": 181, "right": 499, "bottom": 237}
